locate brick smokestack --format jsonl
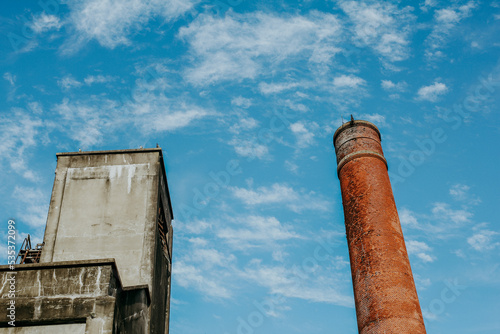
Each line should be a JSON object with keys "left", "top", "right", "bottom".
{"left": 333, "top": 118, "right": 426, "bottom": 334}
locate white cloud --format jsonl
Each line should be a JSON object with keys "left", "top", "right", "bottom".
{"left": 54, "top": 97, "right": 114, "bottom": 148}
{"left": 425, "top": 1, "right": 477, "bottom": 59}
{"left": 406, "top": 240, "right": 436, "bottom": 263}
{"left": 53, "top": 91, "right": 212, "bottom": 148}
{"left": 431, "top": 202, "right": 472, "bottom": 224}
{"left": 467, "top": 229, "right": 500, "bottom": 251}
{"left": 231, "top": 96, "right": 252, "bottom": 108}
{"left": 450, "top": 184, "right": 469, "bottom": 200}
{"left": 57, "top": 75, "right": 82, "bottom": 90}
{"left": 333, "top": 74, "right": 366, "bottom": 88}
{"left": 421, "top": 0, "right": 438, "bottom": 12}
{"left": 413, "top": 274, "right": 432, "bottom": 291}
{"left": 284, "top": 160, "right": 299, "bottom": 174}
{"left": 179, "top": 11, "right": 342, "bottom": 85}
{"left": 400, "top": 208, "right": 420, "bottom": 228}
{"left": 290, "top": 121, "right": 319, "bottom": 148}
{"left": 259, "top": 82, "right": 300, "bottom": 95}
{"left": 381, "top": 79, "right": 407, "bottom": 91}
{"left": 330, "top": 74, "right": 368, "bottom": 110}
{"left": 31, "top": 13, "right": 62, "bottom": 33}
{"left": 27, "top": 102, "right": 43, "bottom": 114}
{"left": 144, "top": 104, "right": 210, "bottom": 132}
{"left": 189, "top": 248, "right": 237, "bottom": 269}
{"left": 242, "top": 261, "right": 353, "bottom": 306}
{"left": 229, "top": 117, "right": 259, "bottom": 134}
{"left": 175, "top": 219, "right": 212, "bottom": 234}
{"left": 230, "top": 183, "right": 330, "bottom": 213}
{"left": 417, "top": 82, "right": 448, "bottom": 101}
{"left": 228, "top": 138, "right": 269, "bottom": 160}
{"left": 12, "top": 186, "right": 49, "bottom": 228}
{"left": 64, "top": 0, "right": 197, "bottom": 50}
{"left": 0, "top": 110, "right": 44, "bottom": 180}
{"left": 449, "top": 184, "right": 481, "bottom": 204}
{"left": 174, "top": 260, "right": 232, "bottom": 298}
{"left": 217, "top": 216, "right": 300, "bottom": 249}
{"left": 58, "top": 74, "right": 116, "bottom": 88}
{"left": 358, "top": 113, "right": 386, "bottom": 126}
{"left": 84, "top": 74, "right": 116, "bottom": 85}
{"left": 232, "top": 183, "right": 298, "bottom": 205}
{"left": 3, "top": 72, "right": 16, "bottom": 86}
{"left": 339, "top": 0, "right": 415, "bottom": 63}
{"left": 401, "top": 201, "right": 478, "bottom": 240}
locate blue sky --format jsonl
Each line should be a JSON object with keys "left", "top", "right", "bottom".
{"left": 1, "top": 0, "right": 499, "bottom": 333}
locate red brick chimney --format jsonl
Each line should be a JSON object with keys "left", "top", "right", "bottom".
{"left": 333, "top": 118, "right": 426, "bottom": 334}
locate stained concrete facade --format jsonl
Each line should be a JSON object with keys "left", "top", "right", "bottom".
{"left": 1, "top": 149, "right": 173, "bottom": 334}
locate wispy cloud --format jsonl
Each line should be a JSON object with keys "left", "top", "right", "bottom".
{"left": 0, "top": 110, "right": 44, "bottom": 180}
{"left": 54, "top": 97, "right": 116, "bottom": 148}
{"left": 406, "top": 240, "right": 436, "bottom": 263}
{"left": 3, "top": 72, "right": 16, "bottom": 86}
{"left": 381, "top": 79, "right": 407, "bottom": 91}
{"left": 290, "top": 121, "right": 319, "bottom": 148}
{"left": 467, "top": 229, "right": 499, "bottom": 251}
{"left": 330, "top": 74, "right": 368, "bottom": 110}
{"left": 3, "top": 73, "right": 17, "bottom": 100}
{"left": 230, "top": 183, "right": 330, "bottom": 212}
{"left": 400, "top": 202, "right": 473, "bottom": 237}
{"left": 130, "top": 97, "right": 211, "bottom": 133}
{"left": 231, "top": 96, "right": 252, "bottom": 108}
{"left": 12, "top": 186, "right": 49, "bottom": 228}
{"left": 241, "top": 260, "right": 353, "bottom": 306}
{"left": 425, "top": 1, "right": 477, "bottom": 60}
{"left": 228, "top": 138, "right": 269, "bottom": 160}
{"left": 63, "top": 0, "right": 197, "bottom": 52}
{"left": 431, "top": 202, "right": 472, "bottom": 224}
{"left": 58, "top": 74, "right": 116, "bottom": 90}
{"left": 57, "top": 75, "right": 82, "bottom": 90}
{"left": 358, "top": 113, "right": 386, "bottom": 126}
{"left": 339, "top": 0, "right": 415, "bottom": 64}
{"left": 174, "top": 259, "right": 233, "bottom": 298}
{"left": 179, "top": 11, "right": 342, "bottom": 85}
{"left": 450, "top": 184, "right": 469, "bottom": 201}
{"left": 83, "top": 74, "right": 116, "bottom": 85}
{"left": 259, "top": 82, "right": 301, "bottom": 95}
{"left": 449, "top": 184, "right": 481, "bottom": 204}
{"left": 228, "top": 117, "right": 259, "bottom": 135}
{"left": 217, "top": 215, "right": 300, "bottom": 249}
{"left": 52, "top": 94, "right": 211, "bottom": 149}
{"left": 417, "top": 81, "right": 448, "bottom": 101}
{"left": 31, "top": 13, "right": 62, "bottom": 33}
{"left": 333, "top": 74, "right": 366, "bottom": 89}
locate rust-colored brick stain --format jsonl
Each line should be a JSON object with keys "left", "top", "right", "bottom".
{"left": 334, "top": 120, "right": 426, "bottom": 334}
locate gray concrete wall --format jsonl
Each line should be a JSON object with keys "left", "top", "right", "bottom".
{"left": 41, "top": 150, "right": 162, "bottom": 290}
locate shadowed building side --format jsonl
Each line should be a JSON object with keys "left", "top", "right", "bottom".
{"left": 333, "top": 119, "right": 426, "bottom": 334}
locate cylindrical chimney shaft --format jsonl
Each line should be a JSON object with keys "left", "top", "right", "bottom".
{"left": 333, "top": 119, "right": 426, "bottom": 334}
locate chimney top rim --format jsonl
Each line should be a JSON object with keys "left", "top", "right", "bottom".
{"left": 333, "top": 119, "right": 381, "bottom": 144}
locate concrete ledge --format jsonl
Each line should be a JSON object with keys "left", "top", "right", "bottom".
{"left": 0, "top": 260, "right": 151, "bottom": 332}
{"left": 0, "top": 258, "right": 118, "bottom": 271}
{"left": 56, "top": 148, "right": 162, "bottom": 156}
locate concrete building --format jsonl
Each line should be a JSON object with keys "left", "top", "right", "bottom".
{"left": 0, "top": 148, "right": 173, "bottom": 333}
{"left": 333, "top": 119, "right": 426, "bottom": 334}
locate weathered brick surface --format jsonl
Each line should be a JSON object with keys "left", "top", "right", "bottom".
{"left": 334, "top": 120, "right": 426, "bottom": 334}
